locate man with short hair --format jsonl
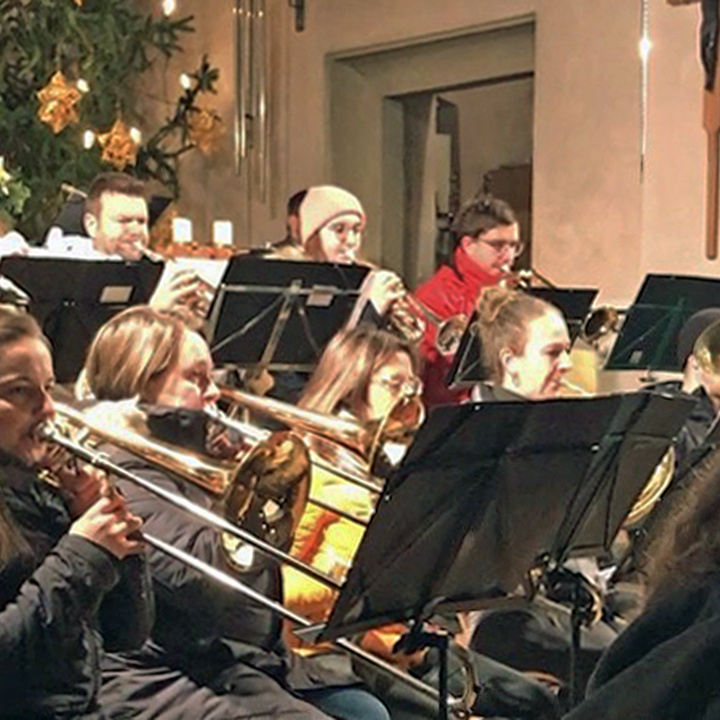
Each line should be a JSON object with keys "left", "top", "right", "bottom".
{"left": 83, "top": 173, "right": 150, "bottom": 260}
{"left": 414, "top": 193, "right": 521, "bottom": 405}
{"left": 72, "top": 172, "right": 209, "bottom": 318}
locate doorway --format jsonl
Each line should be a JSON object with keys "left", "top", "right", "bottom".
{"left": 328, "top": 18, "right": 535, "bottom": 287}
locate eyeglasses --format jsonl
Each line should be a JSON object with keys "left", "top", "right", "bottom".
{"left": 373, "top": 376, "right": 423, "bottom": 398}
{"left": 326, "top": 221, "right": 364, "bottom": 243}
{"left": 479, "top": 239, "right": 525, "bottom": 255}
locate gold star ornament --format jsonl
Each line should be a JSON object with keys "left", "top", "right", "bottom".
{"left": 98, "top": 119, "right": 140, "bottom": 170}
{"left": 36, "top": 71, "right": 82, "bottom": 134}
{"left": 187, "top": 107, "right": 224, "bottom": 156}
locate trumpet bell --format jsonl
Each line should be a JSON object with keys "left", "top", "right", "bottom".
{"left": 436, "top": 314, "right": 469, "bottom": 357}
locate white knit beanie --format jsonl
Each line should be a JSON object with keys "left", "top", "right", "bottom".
{"left": 299, "top": 185, "right": 365, "bottom": 244}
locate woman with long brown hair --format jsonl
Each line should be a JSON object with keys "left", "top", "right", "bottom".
{"left": 0, "top": 307, "right": 151, "bottom": 719}
{"left": 287, "top": 323, "right": 560, "bottom": 720}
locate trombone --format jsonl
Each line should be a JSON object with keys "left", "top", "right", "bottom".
{"left": 39, "top": 403, "right": 473, "bottom": 715}
{"left": 214, "top": 384, "right": 424, "bottom": 494}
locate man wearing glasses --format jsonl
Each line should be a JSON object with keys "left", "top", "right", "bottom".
{"left": 414, "top": 193, "right": 521, "bottom": 405}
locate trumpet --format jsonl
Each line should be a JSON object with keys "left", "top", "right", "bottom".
{"left": 40, "top": 402, "right": 472, "bottom": 715}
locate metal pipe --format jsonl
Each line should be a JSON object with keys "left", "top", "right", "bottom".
{"left": 143, "top": 532, "right": 454, "bottom": 708}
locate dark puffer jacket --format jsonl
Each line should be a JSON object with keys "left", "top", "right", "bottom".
{"left": 0, "top": 451, "right": 153, "bottom": 720}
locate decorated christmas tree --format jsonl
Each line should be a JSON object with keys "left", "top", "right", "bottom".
{"left": 0, "top": 0, "right": 222, "bottom": 240}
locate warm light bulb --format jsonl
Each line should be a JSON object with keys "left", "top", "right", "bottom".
{"left": 83, "top": 130, "right": 96, "bottom": 149}
{"left": 179, "top": 73, "right": 192, "bottom": 90}
{"left": 162, "top": 0, "right": 176, "bottom": 15}
{"left": 76, "top": 78, "right": 90, "bottom": 94}
{"left": 130, "top": 127, "right": 142, "bottom": 144}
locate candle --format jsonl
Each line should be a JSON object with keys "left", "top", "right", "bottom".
{"left": 172, "top": 217, "right": 193, "bottom": 244}
{"left": 213, "top": 220, "right": 233, "bottom": 247}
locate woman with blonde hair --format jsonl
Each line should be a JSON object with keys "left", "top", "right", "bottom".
{"left": 82, "top": 305, "right": 390, "bottom": 720}
{"left": 473, "top": 286, "right": 572, "bottom": 401}
{"left": 0, "top": 307, "right": 151, "bottom": 719}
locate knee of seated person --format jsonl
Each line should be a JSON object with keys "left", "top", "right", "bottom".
{"left": 304, "top": 686, "right": 391, "bottom": 720}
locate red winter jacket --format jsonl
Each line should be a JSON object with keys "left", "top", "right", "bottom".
{"left": 414, "top": 245, "right": 498, "bottom": 406}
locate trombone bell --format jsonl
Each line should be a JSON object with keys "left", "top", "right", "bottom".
{"left": 694, "top": 319, "right": 720, "bottom": 375}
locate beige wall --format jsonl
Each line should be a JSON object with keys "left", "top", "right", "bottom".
{"left": 153, "top": 0, "right": 708, "bottom": 308}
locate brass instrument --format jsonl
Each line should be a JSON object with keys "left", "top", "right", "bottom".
{"left": 623, "top": 447, "right": 676, "bottom": 528}
{"left": 216, "top": 384, "right": 424, "bottom": 489}
{"left": 499, "top": 267, "right": 556, "bottom": 291}
{"left": 39, "top": 403, "right": 472, "bottom": 715}
{"left": 580, "top": 306, "right": 623, "bottom": 348}
{"left": 555, "top": 381, "right": 676, "bottom": 527}
{"left": 409, "top": 297, "right": 469, "bottom": 357}
{"left": 346, "top": 265, "right": 427, "bottom": 345}
{"left": 51, "top": 400, "right": 314, "bottom": 577}
{"left": 693, "top": 316, "right": 720, "bottom": 374}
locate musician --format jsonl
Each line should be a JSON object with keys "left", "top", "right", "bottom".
{"left": 267, "top": 188, "right": 308, "bottom": 251}
{"left": 264, "top": 184, "right": 407, "bottom": 404}
{"left": 43, "top": 172, "right": 208, "bottom": 318}
{"left": 667, "top": 309, "right": 720, "bottom": 472}
{"left": 271, "top": 184, "right": 404, "bottom": 321}
{"left": 563, "top": 447, "right": 720, "bottom": 720}
{"left": 472, "top": 286, "right": 572, "bottom": 401}
{"left": 83, "top": 306, "right": 391, "bottom": 720}
{"left": 467, "top": 287, "right": 620, "bottom": 696}
{"left": 289, "top": 324, "right": 561, "bottom": 720}
{"left": 414, "top": 194, "right": 520, "bottom": 406}
{"left": 0, "top": 307, "right": 152, "bottom": 719}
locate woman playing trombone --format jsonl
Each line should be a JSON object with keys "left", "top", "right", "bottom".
{"left": 0, "top": 307, "right": 152, "bottom": 719}
{"left": 82, "top": 305, "right": 390, "bottom": 720}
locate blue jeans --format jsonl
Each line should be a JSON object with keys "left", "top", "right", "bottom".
{"left": 298, "top": 685, "right": 391, "bottom": 720}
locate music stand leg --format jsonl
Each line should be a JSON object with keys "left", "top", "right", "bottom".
{"left": 437, "top": 632, "right": 449, "bottom": 720}
{"left": 569, "top": 581, "right": 583, "bottom": 708}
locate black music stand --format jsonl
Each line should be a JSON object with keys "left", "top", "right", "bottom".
{"left": 0, "top": 256, "right": 162, "bottom": 382}
{"left": 207, "top": 257, "right": 369, "bottom": 371}
{"left": 313, "top": 392, "right": 694, "bottom": 718}
{"left": 605, "top": 273, "right": 720, "bottom": 373}
{"left": 447, "top": 287, "right": 598, "bottom": 388}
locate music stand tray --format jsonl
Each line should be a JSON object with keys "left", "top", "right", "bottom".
{"left": 448, "top": 287, "right": 598, "bottom": 388}
{"left": 605, "top": 273, "right": 720, "bottom": 372}
{"left": 207, "top": 257, "right": 369, "bottom": 372}
{"left": 0, "top": 256, "right": 162, "bottom": 383}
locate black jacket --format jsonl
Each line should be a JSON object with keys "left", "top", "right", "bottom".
{"left": 564, "top": 574, "right": 720, "bottom": 720}
{"left": 0, "top": 452, "right": 153, "bottom": 720}
{"left": 102, "top": 408, "right": 358, "bottom": 691}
